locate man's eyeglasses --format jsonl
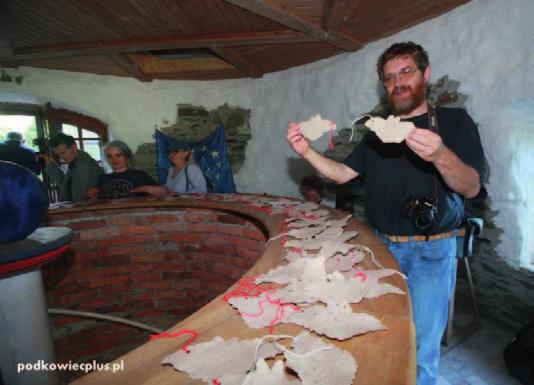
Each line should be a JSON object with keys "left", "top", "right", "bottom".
{"left": 383, "top": 67, "right": 423, "bottom": 87}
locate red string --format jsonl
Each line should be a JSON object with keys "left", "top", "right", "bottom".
{"left": 247, "top": 203, "right": 272, "bottom": 215}
{"left": 328, "top": 120, "right": 335, "bottom": 150}
{"left": 354, "top": 271, "right": 367, "bottom": 282}
{"left": 290, "top": 247, "right": 304, "bottom": 258}
{"left": 149, "top": 329, "right": 198, "bottom": 352}
{"left": 223, "top": 277, "right": 277, "bottom": 303}
{"left": 238, "top": 293, "right": 302, "bottom": 334}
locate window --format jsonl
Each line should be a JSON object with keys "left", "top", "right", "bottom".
{"left": 44, "top": 103, "right": 108, "bottom": 167}
{"left": 61, "top": 123, "right": 104, "bottom": 165}
{"left": 1, "top": 102, "right": 108, "bottom": 202}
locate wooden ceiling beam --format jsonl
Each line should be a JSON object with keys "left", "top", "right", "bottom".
{"left": 210, "top": 47, "right": 263, "bottom": 78}
{"left": 222, "top": 0, "right": 362, "bottom": 51}
{"left": 4, "top": 30, "right": 317, "bottom": 61}
{"left": 323, "top": 0, "right": 356, "bottom": 35}
{"left": 108, "top": 53, "right": 152, "bottom": 82}
{"left": 0, "top": 0, "right": 17, "bottom": 67}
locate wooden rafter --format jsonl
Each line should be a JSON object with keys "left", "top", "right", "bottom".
{"left": 3, "top": 30, "right": 317, "bottom": 61}
{"left": 108, "top": 53, "right": 152, "bottom": 82}
{"left": 222, "top": 0, "right": 362, "bottom": 51}
{"left": 210, "top": 47, "right": 263, "bottom": 78}
{"left": 0, "top": 0, "right": 16, "bottom": 67}
{"left": 323, "top": 0, "right": 355, "bottom": 35}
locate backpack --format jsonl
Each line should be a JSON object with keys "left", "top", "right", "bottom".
{"left": 503, "top": 321, "right": 534, "bottom": 385}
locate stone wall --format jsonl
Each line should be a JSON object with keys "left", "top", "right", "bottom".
{"left": 134, "top": 103, "right": 251, "bottom": 180}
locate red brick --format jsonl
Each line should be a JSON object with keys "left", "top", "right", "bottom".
{"left": 131, "top": 253, "right": 164, "bottom": 263}
{"left": 187, "top": 223, "right": 219, "bottom": 233}
{"left": 217, "top": 214, "right": 246, "bottom": 225}
{"left": 92, "top": 255, "right": 131, "bottom": 267}
{"left": 109, "top": 245, "right": 145, "bottom": 256}
{"left": 53, "top": 316, "right": 82, "bottom": 327}
{"left": 217, "top": 224, "right": 244, "bottom": 236}
{"left": 156, "top": 223, "right": 186, "bottom": 232}
{"left": 108, "top": 216, "right": 146, "bottom": 226}
{"left": 75, "top": 248, "right": 109, "bottom": 259}
{"left": 184, "top": 213, "right": 206, "bottom": 223}
{"left": 211, "top": 262, "right": 235, "bottom": 276}
{"left": 98, "top": 235, "right": 150, "bottom": 247}
{"left": 79, "top": 227, "right": 121, "bottom": 241}
{"left": 120, "top": 225, "right": 154, "bottom": 235}
{"left": 243, "top": 228, "right": 267, "bottom": 241}
{"left": 129, "top": 272, "right": 161, "bottom": 282}
{"left": 60, "top": 291, "right": 97, "bottom": 306}
{"left": 117, "top": 264, "right": 152, "bottom": 273}
{"left": 152, "top": 262, "right": 185, "bottom": 271}
{"left": 79, "top": 297, "right": 115, "bottom": 309}
{"left": 161, "top": 271, "right": 193, "bottom": 280}
{"left": 137, "top": 281, "right": 173, "bottom": 290}
{"left": 67, "top": 219, "right": 108, "bottom": 230}
{"left": 134, "top": 309, "right": 164, "bottom": 319}
{"left": 77, "top": 267, "right": 119, "bottom": 281}
{"left": 159, "top": 234, "right": 201, "bottom": 243}
{"left": 89, "top": 275, "right": 129, "bottom": 288}
{"left": 145, "top": 215, "right": 178, "bottom": 223}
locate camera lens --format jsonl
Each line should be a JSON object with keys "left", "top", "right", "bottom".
{"left": 414, "top": 213, "right": 434, "bottom": 232}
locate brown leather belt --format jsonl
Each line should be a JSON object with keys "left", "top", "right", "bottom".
{"left": 383, "top": 228, "right": 466, "bottom": 243}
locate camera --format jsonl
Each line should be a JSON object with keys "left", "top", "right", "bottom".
{"left": 402, "top": 196, "right": 438, "bottom": 233}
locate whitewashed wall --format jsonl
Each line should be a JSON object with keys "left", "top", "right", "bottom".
{"left": 1, "top": 0, "right": 533, "bottom": 271}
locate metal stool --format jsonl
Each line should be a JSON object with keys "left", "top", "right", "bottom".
{"left": 443, "top": 217, "right": 483, "bottom": 346}
{"left": 0, "top": 226, "right": 74, "bottom": 385}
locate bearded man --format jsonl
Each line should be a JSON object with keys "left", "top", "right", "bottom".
{"left": 287, "top": 42, "right": 486, "bottom": 385}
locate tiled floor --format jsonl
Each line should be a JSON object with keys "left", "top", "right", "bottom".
{"left": 438, "top": 309, "right": 524, "bottom": 385}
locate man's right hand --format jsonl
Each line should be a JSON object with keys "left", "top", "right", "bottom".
{"left": 287, "top": 122, "right": 310, "bottom": 157}
{"left": 36, "top": 153, "right": 51, "bottom": 166}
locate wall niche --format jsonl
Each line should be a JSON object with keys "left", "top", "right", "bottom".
{"left": 135, "top": 103, "right": 251, "bottom": 180}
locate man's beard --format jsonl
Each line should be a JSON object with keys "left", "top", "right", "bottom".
{"left": 387, "top": 81, "right": 426, "bottom": 115}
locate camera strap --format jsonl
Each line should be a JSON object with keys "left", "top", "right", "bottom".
{"left": 400, "top": 102, "right": 440, "bottom": 236}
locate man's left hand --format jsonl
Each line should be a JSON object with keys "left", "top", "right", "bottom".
{"left": 405, "top": 127, "right": 445, "bottom": 163}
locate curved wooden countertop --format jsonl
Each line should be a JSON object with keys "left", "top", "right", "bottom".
{"left": 48, "top": 194, "right": 416, "bottom": 385}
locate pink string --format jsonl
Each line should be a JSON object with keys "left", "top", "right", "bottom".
{"left": 239, "top": 293, "right": 302, "bottom": 334}
{"left": 223, "top": 277, "right": 277, "bottom": 303}
{"left": 354, "top": 271, "right": 367, "bottom": 282}
{"left": 149, "top": 329, "right": 198, "bottom": 352}
{"left": 328, "top": 121, "right": 335, "bottom": 150}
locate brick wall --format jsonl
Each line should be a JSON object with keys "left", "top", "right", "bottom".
{"left": 44, "top": 207, "right": 267, "bottom": 376}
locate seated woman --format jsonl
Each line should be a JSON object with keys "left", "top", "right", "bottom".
{"left": 132, "top": 143, "right": 207, "bottom": 197}
{"left": 87, "top": 140, "right": 158, "bottom": 199}
{"left": 164, "top": 143, "right": 207, "bottom": 194}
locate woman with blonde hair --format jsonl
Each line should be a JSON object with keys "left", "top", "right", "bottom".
{"left": 132, "top": 143, "right": 207, "bottom": 196}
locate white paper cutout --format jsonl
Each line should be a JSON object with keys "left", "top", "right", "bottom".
{"left": 285, "top": 332, "right": 357, "bottom": 385}
{"left": 299, "top": 114, "right": 337, "bottom": 141}
{"left": 244, "top": 359, "right": 301, "bottom": 385}
{"left": 162, "top": 336, "right": 279, "bottom": 385}
{"left": 365, "top": 115, "right": 415, "bottom": 143}
{"left": 287, "top": 303, "right": 386, "bottom": 340}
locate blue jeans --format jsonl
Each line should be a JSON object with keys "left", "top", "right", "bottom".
{"left": 377, "top": 234, "right": 457, "bottom": 385}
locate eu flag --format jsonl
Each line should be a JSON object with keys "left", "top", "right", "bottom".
{"left": 155, "top": 126, "right": 236, "bottom": 193}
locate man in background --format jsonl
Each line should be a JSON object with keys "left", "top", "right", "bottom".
{"left": 0, "top": 131, "right": 40, "bottom": 174}
{"left": 37, "top": 133, "right": 102, "bottom": 202}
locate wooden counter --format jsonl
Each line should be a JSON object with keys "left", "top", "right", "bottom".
{"left": 47, "top": 194, "right": 415, "bottom": 385}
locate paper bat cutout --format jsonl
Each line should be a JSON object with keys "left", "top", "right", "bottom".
{"left": 365, "top": 115, "right": 415, "bottom": 143}
{"left": 299, "top": 114, "right": 337, "bottom": 141}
